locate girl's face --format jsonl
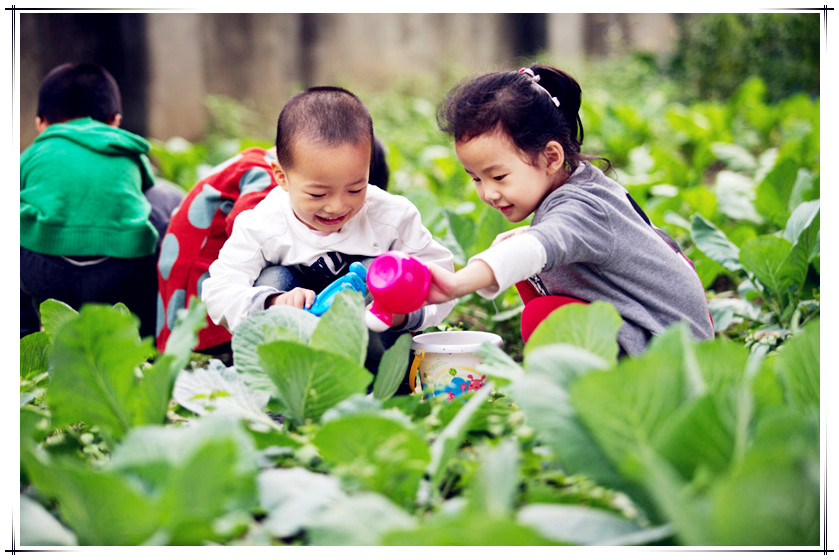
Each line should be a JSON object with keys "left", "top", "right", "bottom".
{"left": 455, "top": 130, "right": 565, "bottom": 223}
{"left": 272, "top": 138, "right": 370, "bottom": 234}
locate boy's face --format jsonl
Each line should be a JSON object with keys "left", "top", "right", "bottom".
{"left": 272, "top": 137, "right": 371, "bottom": 234}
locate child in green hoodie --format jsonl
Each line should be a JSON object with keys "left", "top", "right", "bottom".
{"left": 20, "top": 62, "right": 183, "bottom": 338}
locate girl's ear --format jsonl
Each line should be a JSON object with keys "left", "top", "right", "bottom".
{"left": 542, "top": 141, "right": 566, "bottom": 174}
{"left": 271, "top": 160, "right": 289, "bottom": 191}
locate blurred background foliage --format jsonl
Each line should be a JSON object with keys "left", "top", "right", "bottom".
{"left": 669, "top": 13, "right": 820, "bottom": 102}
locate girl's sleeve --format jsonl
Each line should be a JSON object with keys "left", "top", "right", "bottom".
{"left": 468, "top": 233, "right": 547, "bottom": 299}
{"left": 526, "top": 194, "right": 614, "bottom": 271}
{"left": 468, "top": 193, "right": 614, "bottom": 300}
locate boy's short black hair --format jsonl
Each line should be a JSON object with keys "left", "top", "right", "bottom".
{"left": 36, "top": 62, "right": 122, "bottom": 124}
{"left": 275, "top": 86, "right": 374, "bottom": 169}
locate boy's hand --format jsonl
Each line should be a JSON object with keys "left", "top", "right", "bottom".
{"left": 267, "top": 288, "right": 316, "bottom": 309}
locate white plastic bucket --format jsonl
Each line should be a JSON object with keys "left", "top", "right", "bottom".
{"left": 409, "top": 331, "right": 503, "bottom": 400}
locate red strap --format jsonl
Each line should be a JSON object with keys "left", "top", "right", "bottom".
{"left": 515, "top": 280, "right": 542, "bottom": 304}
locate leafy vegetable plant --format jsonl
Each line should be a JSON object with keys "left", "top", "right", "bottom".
{"left": 19, "top": 291, "right": 819, "bottom": 546}
{"left": 691, "top": 197, "right": 819, "bottom": 349}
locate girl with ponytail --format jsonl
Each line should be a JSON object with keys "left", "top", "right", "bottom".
{"left": 427, "top": 65, "right": 714, "bottom": 355}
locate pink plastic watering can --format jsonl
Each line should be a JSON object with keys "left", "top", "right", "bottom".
{"left": 364, "top": 251, "right": 431, "bottom": 332}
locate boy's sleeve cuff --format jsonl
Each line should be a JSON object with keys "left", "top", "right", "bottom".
{"left": 404, "top": 308, "right": 426, "bottom": 332}
{"left": 248, "top": 287, "right": 282, "bottom": 315}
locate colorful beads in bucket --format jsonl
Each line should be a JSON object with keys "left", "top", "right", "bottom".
{"left": 409, "top": 331, "right": 502, "bottom": 400}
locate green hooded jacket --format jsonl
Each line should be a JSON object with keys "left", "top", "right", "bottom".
{"left": 20, "top": 117, "right": 159, "bottom": 258}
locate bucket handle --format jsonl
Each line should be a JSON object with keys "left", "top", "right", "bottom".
{"left": 408, "top": 349, "right": 424, "bottom": 394}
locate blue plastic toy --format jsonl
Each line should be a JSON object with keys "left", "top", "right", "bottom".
{"left": 307, "top": 261, "right": 369, "bottom": 316}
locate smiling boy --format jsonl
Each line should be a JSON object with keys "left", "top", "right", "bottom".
{"left": 201, "top": 87, "right": 455, "bottom": 353}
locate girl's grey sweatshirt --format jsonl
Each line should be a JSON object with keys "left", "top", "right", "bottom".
{"left": 471, "top": 162, "right": 715, "bottom": 355}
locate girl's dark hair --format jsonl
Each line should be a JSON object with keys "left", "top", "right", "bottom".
{"left": 37, "top": 62, "right": 122, "bottom": 124}
{"left": 275, "top": 86, "right": 374, "bottom": 169}
{"left": 437, "top": 64, "right": 609, "bottom": 171}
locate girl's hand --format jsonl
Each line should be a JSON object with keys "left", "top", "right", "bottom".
{"left": 424, "top": 262, "right": 460, "bottom": 304}
{"left": 425, "top": 260, "right": 498, "bottom": 305}
{"left": 492, "top": 226, "right": 530, "bottom": 247}
{"left": 267, "top": 288, "right": 316, "bottom": 309}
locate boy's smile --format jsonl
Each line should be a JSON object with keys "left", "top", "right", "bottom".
{"left": 315, "top": 214, "right": 348, "bottom": 227}
{"left": 272, "top": 137, "right": 371, "bottom": 234}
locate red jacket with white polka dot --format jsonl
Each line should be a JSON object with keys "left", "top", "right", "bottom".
{"left": 156, "top": 147, "right": 278, "bottom": 353}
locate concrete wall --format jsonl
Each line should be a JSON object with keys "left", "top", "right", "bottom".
{"left": 19, "top": 13, "right": 678, "bottom": 149}
{"left": 20, "top": 13, "right": 150, "bottom": 145}
{"left": 305, "top": 13, "right": 515, "bottom": 88}
{"left": 145, "top": 14, "right": 207, "bottom": 143}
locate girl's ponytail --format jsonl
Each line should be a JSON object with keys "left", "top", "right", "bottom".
{"left": 530, "top": 65, "right": 584, "bottom": 149}
{"left": 530, "top": 64, "right": 611, "bottom": 172}
{"left": 437, "top": 63, "right": 609, "bottom": 171}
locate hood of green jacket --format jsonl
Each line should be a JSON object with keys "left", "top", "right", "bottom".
{"left": 32, "top": 117, "right": 150, "bottom": 156}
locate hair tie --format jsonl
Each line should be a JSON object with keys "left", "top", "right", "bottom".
{"left": 518, "top": 67, "right": 560, "bottom": 108}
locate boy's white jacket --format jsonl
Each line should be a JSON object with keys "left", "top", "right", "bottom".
{"left": 202, "top": 184, "right": 456, "bottom": 333}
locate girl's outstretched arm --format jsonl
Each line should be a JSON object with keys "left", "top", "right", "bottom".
{"left": 425, "top": 260, "right": 498, "bottom": 304}
{"left": 426, "top": 229, "right": 548, "bottom": 305}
